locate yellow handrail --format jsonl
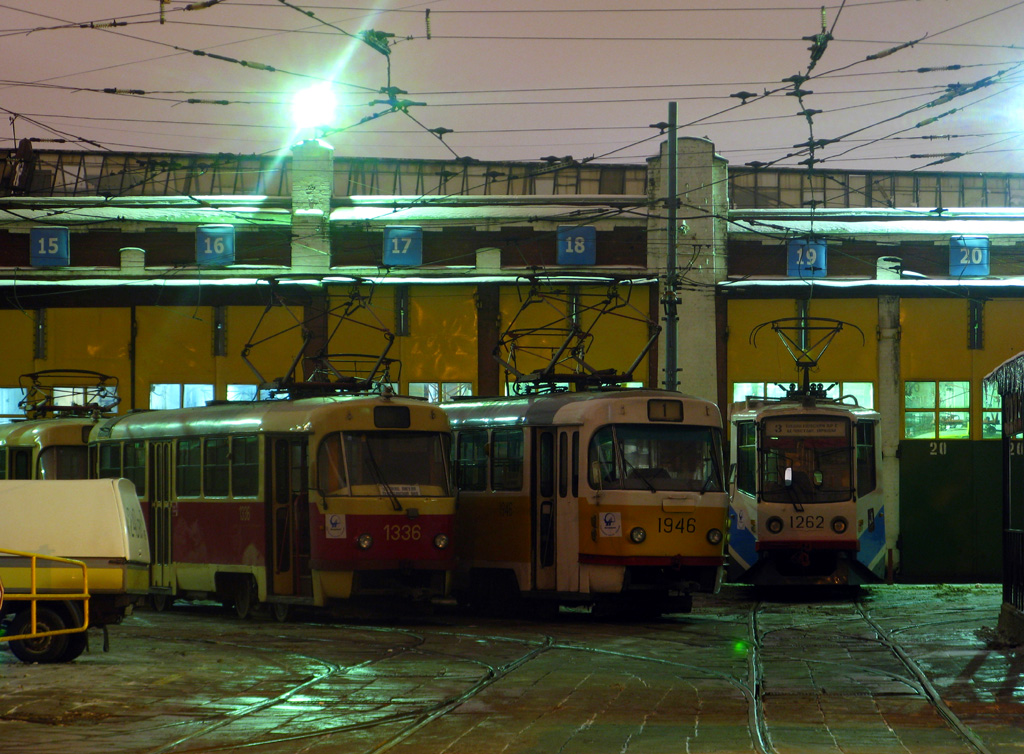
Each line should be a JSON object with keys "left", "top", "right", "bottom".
{"left": 0, "top": 547, "right": 90, "bottom": 642}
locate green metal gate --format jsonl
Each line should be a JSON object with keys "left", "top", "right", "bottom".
{"left": 899, "top": 440, "right": 1005, "bottom": 582}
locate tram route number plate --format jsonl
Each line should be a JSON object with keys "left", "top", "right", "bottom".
{"left": 657, "top": 516, "right": 696, "bottom": 534}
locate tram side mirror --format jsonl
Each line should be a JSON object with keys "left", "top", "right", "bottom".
{"left": 590, "top": 461, "right": 603, "bottom": 487}
{"left": 728, "top": 463, "right": 737, "bottom": 485}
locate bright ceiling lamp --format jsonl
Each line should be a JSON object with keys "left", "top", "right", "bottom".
{"left": 291, "top": 83, "right": 337, "bottom": 135}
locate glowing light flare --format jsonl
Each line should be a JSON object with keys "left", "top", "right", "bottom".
{"left": 291, "top": 83, "right": 338, "bottom": 130}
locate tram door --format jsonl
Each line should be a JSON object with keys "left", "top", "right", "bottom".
{"left": 270, "top": 438, "right": 310, "bottom": 596}
{"left": 149, "top": 441, "right": 174, "bottom": 589}
{"left": 533, "top": 429, "right": 557, "bottom": 590}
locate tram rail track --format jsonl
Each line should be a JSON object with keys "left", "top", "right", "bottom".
{"left": 1, "top": 586, "right": 1017, "bottom": 754}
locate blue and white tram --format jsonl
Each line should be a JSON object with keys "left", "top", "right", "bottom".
{"left": 728, "top": 386, "right": 887, "bottom": 586}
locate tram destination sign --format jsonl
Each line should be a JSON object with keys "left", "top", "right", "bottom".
{"left": 764, "top": 418, "right": 846, "bottom": 437}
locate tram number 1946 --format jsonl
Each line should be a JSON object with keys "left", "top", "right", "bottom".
{"left": 657, "top": 517, "right": 696, "bottom": 534}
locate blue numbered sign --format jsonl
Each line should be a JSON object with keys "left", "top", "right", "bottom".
{"left": 196, "top": 225, "right": 235, "bottom": 266}
{"left": 557, "top": 226, "right": 596, "bottom": 265}
{"left": 787, "top": 238, "right": 827, "bottom": 278}
{"left": 950, "top": 236, "right": 989, "bottom": 277}
{"left": 30, "top": 227, "right": 70, "bottom": 267}
{"left": 383, "top": 226, "right": 423, "bottom": 266}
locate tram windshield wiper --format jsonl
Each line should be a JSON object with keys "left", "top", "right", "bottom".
{"left": 620, "top": 453, "right": 657, "bottom": 493}
{"left": 364, "top": 442, "right": 403, "bottom": 511}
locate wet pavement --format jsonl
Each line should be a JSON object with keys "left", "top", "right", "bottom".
{"left": 1, "top": 584, "right": 1022, "bottom": 754}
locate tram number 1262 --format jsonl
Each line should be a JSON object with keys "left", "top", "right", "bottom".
{"left": 657, "top": 517, "right": 696, "bottom": 534}
{"left": 789, "top": 515, "right": 824, "bottom": 529}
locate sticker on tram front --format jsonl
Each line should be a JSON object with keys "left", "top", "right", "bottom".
{"left": 326, "top": 513, "right": 347, "bottom": 539}
{"left": 600, "top": 511, "right": 622, "bottom": 537}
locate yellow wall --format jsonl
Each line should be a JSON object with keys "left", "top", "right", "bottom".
{"left": 0, "top": 310, "right": 46, "bottom": 385}
{"left": 900, "top": 299, "right": 969, "bottom": 379}
{"left": 498, "top": 284, "right": 653, "bottom": 386}
{"left": 399, "top": 285, "right": 477, "bottom": 384}
{"left": 727, "top": 298, "right": 878, "bottom": 387}
{"left": 217, "top": 305, "right": 305, "bottom": 391}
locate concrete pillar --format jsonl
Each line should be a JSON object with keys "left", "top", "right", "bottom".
{"left": 647, "top": 137, "right": 728, "bottom": 402}
{"left": 878, "top": 293, "right": 902, "bottom": 578}
{"left": 290, "top": 139, "right": 334, "bottom": 275}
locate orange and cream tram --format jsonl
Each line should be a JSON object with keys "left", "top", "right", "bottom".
{"left": 447, "top": 389, "right": 730, "bottom": 615}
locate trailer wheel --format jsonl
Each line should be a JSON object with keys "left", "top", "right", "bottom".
{"left": 8, "top": 607, "right": 70, "bottom": 664}
{"left": 58, "top": 630, "right": 88, "bottom": 662}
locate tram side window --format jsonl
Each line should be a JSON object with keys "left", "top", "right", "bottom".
{"left": 0, "top": 448, "right": 5, "bottom": 479}
{"left": 589, "top": 427, "right": 617, "bottom": 487}
{"left": 176, "top": 438, "right": 202, "bottom": 497}
{"left": 38, "top": 446, "right": 88, "bottom": 480}
{"left": 456, "top": 430, "right": 488, "bottom": 491}
{"left": 125, "top": 441, "right": 146, "bottom": 496}
{"left": 856, "top": 421, "right": 877, "bottom": 495}
{"left": 11, "top": 448, "right": 31, "bottom": 479}
{"left": 491, "top": 428, "right": 523, "bottom": 491}
{"left": 232, "top": 435, "right": 260, "bottom": 497}
{"left": 98, "top": 442, "right": 122, "bottom": 478}
{"left": 317, "top": 433, "right": 347, "bottom": 494}
{"left": 204, "top": 437, "right": 229, "bottom": 496}
{"left": 735, "top": 421, "right": 756, "bottom": 496}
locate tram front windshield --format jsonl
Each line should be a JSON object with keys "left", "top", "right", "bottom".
{"left": 759, "top": 415, "right": 853, "bottom": 504}
{"left": 589, "top": 424, "right": 724, "bottom": 492}
{"left": 318, "top": 431, "right": 452, "bottom": 496}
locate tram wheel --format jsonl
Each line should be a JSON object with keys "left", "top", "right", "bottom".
{"left": 8, "top": 607, "right": 71, "bottom": 664}
{"left": 234, "top": 578, "right": 258, "bottom": 619}
{"left": 271, "top": 602, "right": 291, "bottom": 623}
{"left": 150, "top": 593, "right": 173, "bottom": 612}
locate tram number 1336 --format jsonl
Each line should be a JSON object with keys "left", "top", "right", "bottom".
{"left": 657, "top": 516, "right": 696, "bottom": 534}
{"left": 384, "top": 523, "right": 422, "bottom": 541}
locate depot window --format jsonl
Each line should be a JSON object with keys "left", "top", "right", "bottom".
{"left": 0, "top": 387, "right": 25, "bottom": 423}
{"left": 150, "top": 383, "right": 214, "bottom": 410}
{"left": 904, "top": 380, "right": 970, "bottom": 439}
{"left": 409, "top": 382, "right": 473, "bottom": 402}
{"left": 982, "top": 381, "right": 1002, "bottom": 439}
{"left": 732, "top": 381, "right": 874, "bottom": 408}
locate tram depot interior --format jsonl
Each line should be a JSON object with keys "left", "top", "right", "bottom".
{"left": 3, "top": 136, "right": 1024, "bottom": 587}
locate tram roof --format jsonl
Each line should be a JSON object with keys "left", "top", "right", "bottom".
{"left": 445, "top": 389, "right": 720, "bottom": 429}
{"left": 729, "top": 397, "right": 880, "bottom": 422}
{"left": 0, "top": 415, "right": 102, "bottom": 446}
{"left": 94, "top": 394, "right": 446, "bottom": 439}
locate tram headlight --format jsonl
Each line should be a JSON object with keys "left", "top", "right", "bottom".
{"left": 433, "top": 533, "right": 450, "bottom": 550}
{"left": 831, "top": 516, "right": 849, "bottom": 534}
{"left": 629, "top": 526, "right": 647, "bottom": 544}
{"left": 356, "top": 533, "right": 374, "bottom": 550}
{"left": 706, "top": 528, "right": 723, "bottom": 545}
{"left": 765, "top": 516, "right": 784, "bottom": 535}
